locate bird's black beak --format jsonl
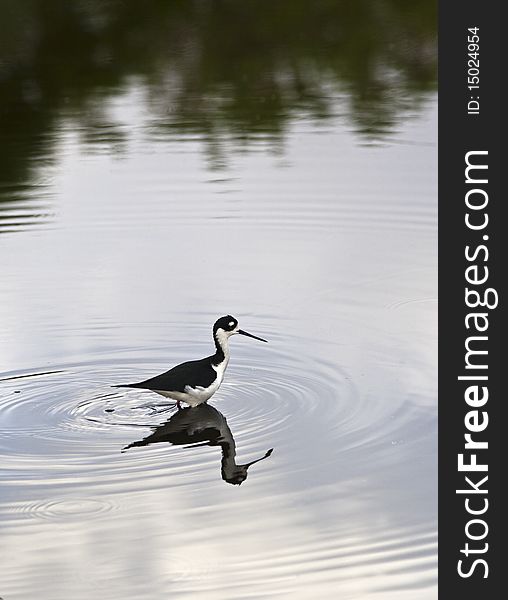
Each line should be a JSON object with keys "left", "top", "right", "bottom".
{"left": 237, "top": 329, "right": 268, "bottom": 343}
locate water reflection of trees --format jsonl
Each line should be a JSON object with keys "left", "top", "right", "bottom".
{"left": 0, "top": 0, "right": 436, "bottom": 190}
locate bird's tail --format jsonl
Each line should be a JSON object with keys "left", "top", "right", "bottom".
{"left": 112, "top": 383, "right": 141, "bottom": 389}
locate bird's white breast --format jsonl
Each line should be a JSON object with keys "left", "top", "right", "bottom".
{"left": 170, "top": 358, "right": 229, "bottom": 406}
{"left": 155, "top": 351, "right": 230, "bottom": 406}
{"left": 212, "top": 357, "right": 229, "bottom": 382}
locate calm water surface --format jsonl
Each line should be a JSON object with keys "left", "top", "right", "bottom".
{"left": 1, "top": 3, "right": 436, "bottom": 599}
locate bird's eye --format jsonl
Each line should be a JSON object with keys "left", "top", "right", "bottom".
{"left": 229, "top": 321, "right": 235, "bottom": 327}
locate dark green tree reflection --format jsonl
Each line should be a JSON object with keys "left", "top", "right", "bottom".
{"left": 1, "top": 0, "right": 436, "bottom": 201}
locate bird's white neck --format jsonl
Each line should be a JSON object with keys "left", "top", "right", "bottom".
{"left": 213, "top": 329, "right": 231, "bottom": 366}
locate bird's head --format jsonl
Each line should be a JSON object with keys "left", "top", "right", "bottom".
{"left": 213, "top": 315, "right": 267, "bottom": 343}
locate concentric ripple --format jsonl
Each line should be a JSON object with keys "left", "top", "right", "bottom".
{"left": 0, "top": 335, "right": 357, "bottom": 490}
{"left": 0, "top": 325, "right": 436, "bottom": 598}
{"left": 0, "top": 328, "right": 430, "bottom": 491}
{"left": 13, "top": 496, "right": 118, "bottom": 522}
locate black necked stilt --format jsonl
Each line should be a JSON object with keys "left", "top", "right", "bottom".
{"left": 114, "top": 316, "right": 267, "bottom": 408}
{"left": 124, "top": 404, "right": 273, "bottom": 485}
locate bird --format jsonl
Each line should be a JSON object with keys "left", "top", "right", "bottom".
{"left": 114, "top": 315, "right": 267, "bottom": 408}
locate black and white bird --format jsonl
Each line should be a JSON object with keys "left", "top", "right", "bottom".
{"left": 114, "top": 316, "right": 267, "bottom": 408}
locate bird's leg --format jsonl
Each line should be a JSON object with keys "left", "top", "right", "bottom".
{"left": 176, "top": 400, "right": 182, "bottom": 410}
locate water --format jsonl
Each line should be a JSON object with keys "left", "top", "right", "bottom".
{"left": 0, "top": 2, "right": 437, "bottom": 598}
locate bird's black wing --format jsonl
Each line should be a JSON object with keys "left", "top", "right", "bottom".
{"left": 122, "top": 357, "right": 216, "bottom": 392}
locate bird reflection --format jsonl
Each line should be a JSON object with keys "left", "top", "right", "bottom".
{"left": 124, "top": 404, "right": 273, "bottom": 485}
